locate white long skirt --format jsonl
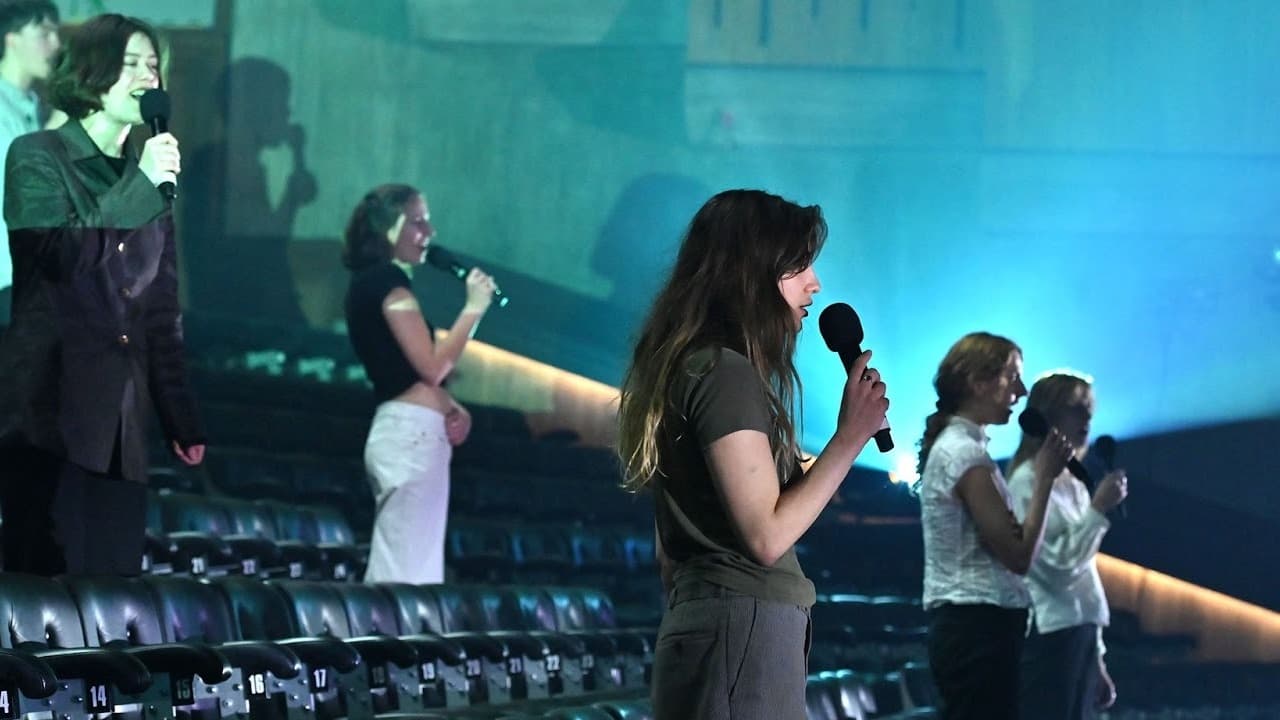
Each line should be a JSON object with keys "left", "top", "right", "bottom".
{"left": 361, "top": 400, "right": 451, "bottom": 584}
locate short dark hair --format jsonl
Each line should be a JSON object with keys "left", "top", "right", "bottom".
{"left": 342, "top": 184, "right": 421, "bottom": 271}
{"left": 0, "top": 0, "right": 58, "bottom": 61}
{"left": 47, "top": 13, "right": 162, "bottom": 119}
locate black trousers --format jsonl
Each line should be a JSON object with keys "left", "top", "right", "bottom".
{"left": 0, "top": 443, "right": 147, "bottom": 576}
{"left": 928, "top": 603, "right": 1028, "bottom": 720}
{"left": 1020, "top": 622, "right": 1100, "bottom": 720}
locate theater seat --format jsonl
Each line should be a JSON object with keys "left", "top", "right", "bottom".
{"left": 212, "top": 576, "right": 361, "bottom": 720}
{"left": 0, "top": 648, "right": 59, "bottom": 715}
{"left": 142, "top": 576, "right": 308, "bottom": 719}
{"left": 0, "top": 573, "right": 153, "bottom": 717}
{"left": 504, "top": 586, "right": 624, "bottom": 692}
{"left": 270, "top": 581, "right": 422, "bottom": 715}
{"left": 446, "top": 519, "right": 514, "bottom": 583}
{"left": 430, "top": 585, "right": 571, "bottom": 701}
{"left": 546, "top": 588, "right": 652, "bottom": 688}
{"left": 593, "top": 698, "right": 654, "bottom": 720}
{"left": 378, "top": 582, "right": 514, "bottom": 707}
{"left": 156, "top": 492, "right": 244, "bottom": 577}
{"left": 331, "top": 583, "right": 471, "bottom": 709}
{"left": 510, "top": 525, "right": 574, "bottom": 585}
{"left": 805, "top": 676, "right": 842, "bottom": 720}
{"left": 59, "top": 575, "right": 236, "bottom": 720}
{"left": 899, "top": 661, "right": 938, "bottom": 710}
{"left": 541, "top": 706, "right": 615, "bottom": 720}
{"left": 307, "top": 506, "right": 367, "bottom": 581}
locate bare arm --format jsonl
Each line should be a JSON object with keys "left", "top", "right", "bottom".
{"left": 957, "top": 465, "right": 1052, "bottom": 575}
{"left": 956, "top": 430, "right": 1071, "bottom": 575}
{"left": 706, "top": 352, "right": 887, "bottom": 567}
{"left": 382, "top": 288, "right": 483, "bottom": 387}
{"left": 706, "top": 428, "right": 865, "bottom": 566}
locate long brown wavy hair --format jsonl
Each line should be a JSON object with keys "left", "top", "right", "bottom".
{"left": 618, "top": 189, "right": 827, "bottom": 492}
{"left": 916, "top": 332, "right": 1022, "bottom": 478}
{"left": 1008, "top": 371, "right": 1092, "bottom": 476}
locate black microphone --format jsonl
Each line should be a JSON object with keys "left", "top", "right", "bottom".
{"left": 817, "top": 302, "right": 893, "bottom": 452}
{"left": 426, "top": 245, "right": 509, "bottom": 308}
{"left": 1018, "top": 408, "right": 1090, "bottom": 483}
{"left": 139, "top": 88, "right": 176, "bottom": 201}
{"left": 1093, "top": 434, "right": 1126, "bottom": 518}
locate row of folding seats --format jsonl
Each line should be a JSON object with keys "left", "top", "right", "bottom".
{"left": 810, "top": 594, "right": 929, "bottom": 645}
{"left": 0, "top": 574, "right": 653, "bottom": 720}
{"left": 799, "top": 522, "right": 925, "bottom": 596}
{"left": 806, "top": 595, "right": 930, "bottom": 676}
{"left": 451, "top": 467, "right": 645, "bottom": 525}
{"left": 805, "top": 663, "right": 938, "bottom": 719}
{"left": 447, "top": 519, "right": 662, "bottom": 626}
{"left": 145, "top": 490, "right": 367, "bottom": 580}
{"left": 145, "top": 491, "right": 661, "bottom": 598}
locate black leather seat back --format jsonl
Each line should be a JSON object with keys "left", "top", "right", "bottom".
{"left": 545, "top": 587, "right": 590, "bottom": 632}
{"left": 542, "top": 706, "right": 614, "bottom": 720}
{"left": 145, "top": 491, "right": 165, "bottom": 534}
{"left": 211, "top": 576, "right": 301, "bottom": 641}
{"left": 378, "top": 583, "right": 445, "bottom": 635}
{"left": 217, "top": 498, "right": 279, "bottom": 540}
{"left": 804, "top": 676, "right": 841, "bottom": 720}
{"left": 60, "top": 577, "right": 168, "bottom": 647}
{"left": 594, "top": 698, "right": 655, "bottom": 720}
{"left": 429, "top": 586, "right": 491, "bottom": 633}
{"left": 142, "top": 576, "right": 238, "bottom": 643}
{"left": 445, "top": 520, "right": 512, "bottom": 582}
{"left": 0, "top": 573, "right": 89, "bottom": 649}
{"left": 507, "top": 587, "right": 558, "bottom": 632}
{"left": 307, "top": 507, "right": 354, "bottom": 546}
{"left": 471, "top": 586, "right": 523, "bottom": 631}
{"left": 330, "top": 583, "right": 400, "bottom": 637}
{"left": 262, "top": 501, "right": 314, "bottom": 543}
{"left": 569, "top": 527, "right": 625, "bottom": 569}
{"left": 510, "top": 525, "right": 572, "bottom": 581}
{"left": 575, "top": 588, "right": 619, "bottom": 630}
{"left": 271, "top": 581, "right": 354, "bottom": 638}
{"left": 160, "top": 492, "right": 232, "bottom": 535}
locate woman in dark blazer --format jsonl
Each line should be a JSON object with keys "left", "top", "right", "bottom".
{"left": 0, "top": 14, "right": 203, "bottom": 576}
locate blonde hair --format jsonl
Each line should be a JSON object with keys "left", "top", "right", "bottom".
{"left": 917, "top": 332, "right": 1022, "bottom": 477}
{"left": 1008, "top": 371, "right": 1094, "bottom": 476}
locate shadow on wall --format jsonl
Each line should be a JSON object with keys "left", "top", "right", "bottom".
{"left": 183, "top": 57, "right": 317, "bottom": 326}
{"left": 591, "top": 172, "right": 711, "bottom": 346}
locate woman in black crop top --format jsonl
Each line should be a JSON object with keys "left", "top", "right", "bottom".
{"left": 617, "top": 189, "right": 891, "bottom": 719}
{"left": 342, "top": 183, "right": 495, "bottom": 584}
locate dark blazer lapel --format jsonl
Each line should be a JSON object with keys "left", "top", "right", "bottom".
{"left": 56, "top": 120, "right": 131, "bottom": 198}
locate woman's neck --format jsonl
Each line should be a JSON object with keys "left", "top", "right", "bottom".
{"left": 392, "top": 258, "right": 415, "bottom": 279}
{"left": 954, "top": 407, "right": 988, "bottom": 428}
{"left": 78, "top": 113, "right": 132, "bottom": 158}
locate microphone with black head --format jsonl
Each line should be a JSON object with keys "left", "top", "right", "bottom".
{"left": 1092, "top": 434, "right": 1126, "bottom": 518}
{"left": 426, "top": 245, "right": 509, "bottom": 307}
{"left": 818, "top": 302, "right": 893, "bottom": 452}
{"left": 139, "top": 88, "right": 176, "bottom": 201}
{"left": 1093, "top": 435, "right": 1116, "bottom": 469}
{"left": 1018, "top": 407, "right": 1091, "bottom": 484}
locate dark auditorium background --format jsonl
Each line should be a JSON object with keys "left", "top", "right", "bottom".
{"left": 0, "top": 1, "right": 1277, "bottom": 719}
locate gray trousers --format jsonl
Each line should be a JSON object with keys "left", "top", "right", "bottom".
{"left": 650, "top": 580, "right": 812, "bottom": 720}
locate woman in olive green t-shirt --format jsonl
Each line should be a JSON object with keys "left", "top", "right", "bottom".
{"left": 618, "top": 189, "right": 890, "bottom": 720}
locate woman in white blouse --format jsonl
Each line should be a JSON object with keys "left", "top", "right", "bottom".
{"left": 917, "top": 332, "right": 1072, "bottom": 720}
{"left": 1007, "top": 372, "right": 1128, "bottom": 719}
